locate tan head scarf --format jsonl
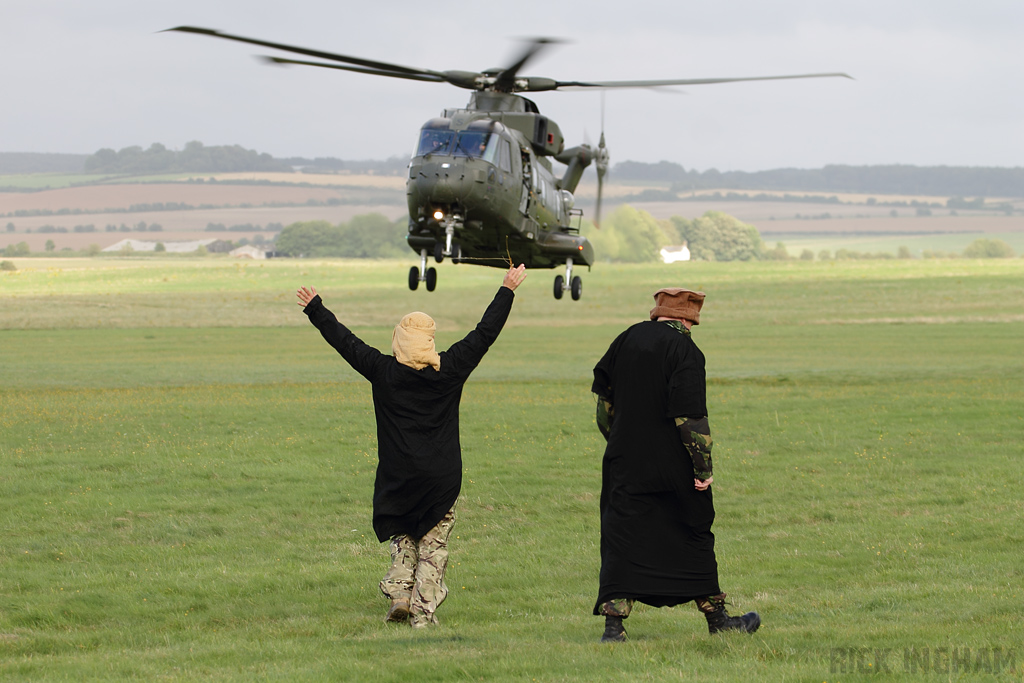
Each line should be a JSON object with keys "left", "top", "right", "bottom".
{"left": 649, "top": 288, "right": 706, "bottom": 324}
{"left": 391, "top": 311, "right": 441, "bottom": 371}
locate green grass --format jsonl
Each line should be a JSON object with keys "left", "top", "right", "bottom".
{"left": 2, "top": 259, "right": 1023, "bottom": 680}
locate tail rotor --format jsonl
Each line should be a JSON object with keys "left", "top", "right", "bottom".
{"left": 593, "top": 94, "right": 610, "bottom": 228}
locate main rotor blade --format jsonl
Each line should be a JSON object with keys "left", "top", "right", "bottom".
{"left": 165, "top": 26, "right": 446, "bottom": 80}
{"left": 263, "top": 56, "right": 447, "bottom": 83}
{"left": 493, "top": 38, "right": 560, "bottom": 92}
{"left": 553, "top": 72, "right": 853, "bottom": 89}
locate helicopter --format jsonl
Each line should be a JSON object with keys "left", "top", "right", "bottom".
{"left": 167, "top": 27, "right": 850, "bottom": 300}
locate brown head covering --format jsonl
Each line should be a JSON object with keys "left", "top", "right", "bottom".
{"left": 649, "top": 287, "right": 706, "bottom": 324}
{"left": 391, "top": 311, "right": 441, "bottom": 371}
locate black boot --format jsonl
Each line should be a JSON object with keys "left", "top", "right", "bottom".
{"left": 696, "top": 594, "right": 760, "bottom": 634}
{"left": 600, "top": 615, "right": 627, "bottom": 643}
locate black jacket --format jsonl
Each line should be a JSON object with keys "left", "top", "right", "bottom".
{"left": 304, "top": 287, "right": 514, "bottom": 541}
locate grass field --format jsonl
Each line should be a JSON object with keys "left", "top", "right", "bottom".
{"left": 2, "top": 258, "right": 1023, "bottom": 681}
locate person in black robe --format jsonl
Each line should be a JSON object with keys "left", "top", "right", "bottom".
{"left": 591, "top": 287, "right": 760, "bottom": 642}
{"left": 296, "top": 264, "right": 527, "bottom": 627}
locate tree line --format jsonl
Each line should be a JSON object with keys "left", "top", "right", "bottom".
{"left": 140, "top": 208, "right": 1023, "bottom": 263}
{"left": 274, "top": 215, "right": 409, "bottom": 258}
{"left": 4, "top": 207, "right": 1016, "bottom": 261}
{"left": 83, "top": 142, "right": 291, "bottom": 174}
{"left": 276, "top": 208, "right": 773, "bottom": 263}
{"left": 583, "top": 207, "right": 1018, "bottom": 262}
{"left": 584, "top": 207, "right": 765, "bottom": 263}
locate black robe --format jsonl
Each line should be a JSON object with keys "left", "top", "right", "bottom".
{"left": 304, "top": 287, "right": 514, "bottom": 542}
{"left": 591, "top": 320, "right": 721, "bottom": 612}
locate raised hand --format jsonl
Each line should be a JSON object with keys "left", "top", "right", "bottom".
{"left": 502, "top": 264, "right": 527, "bottom": 291}
{"left": 296, "top": 286, "right": 318, "bottom": 307}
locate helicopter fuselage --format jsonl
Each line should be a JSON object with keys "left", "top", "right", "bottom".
{"left": 405, "top": 92, "right": 594, "bottom": 270}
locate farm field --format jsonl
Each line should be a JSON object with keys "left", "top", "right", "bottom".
{"left": 770, "top": 231, "right": 1024, "bottom": 257}
{"left": 2, "top": 258, "right": 1022, "bottom": 680}
{"left": 4, "top": 173, "right": 1022, "bottom": 256}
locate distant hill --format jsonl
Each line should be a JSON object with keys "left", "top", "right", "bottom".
{"left": 614, "top": 161, "right": 1024, "bottom": 198}
{"left": 4, "top": 145, "right": 1023, "bottom": 198}
{"left": 0, "top": 153, "right": 89, "bottom": 174}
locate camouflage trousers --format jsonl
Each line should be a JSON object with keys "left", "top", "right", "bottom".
{"left": 379, "top": 504, "right": 456, "bottom": 628}
{"left": 599, "top": 595, "right": 724, "bottom": 618}
{"left": 599, "top": 599, "right": 635, "bottom": 618}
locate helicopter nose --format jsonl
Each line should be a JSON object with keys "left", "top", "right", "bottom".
{"left": 410, "top": 160, "right": 485, "bottom": 204}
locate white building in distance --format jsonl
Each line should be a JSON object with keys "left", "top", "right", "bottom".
{"left": 660, "top": 243, "right": 691, "bottom": 263}
{"left": 229, "top": 245, "right": 272, "bottom": 259}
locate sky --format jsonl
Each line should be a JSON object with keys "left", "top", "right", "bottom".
{"left": 2, "top": 0, "right": 1022, "bottom": 172}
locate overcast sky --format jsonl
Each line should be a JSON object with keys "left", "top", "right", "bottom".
{"left": 2, "top": 0, "right": 1022, "bottom": 171}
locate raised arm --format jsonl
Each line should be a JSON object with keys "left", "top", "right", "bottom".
{"left": 444, "top": 265, "right": 525, "bottom": 377}
{"left": 297, "top": 286, "right": 384, "bottom": 381}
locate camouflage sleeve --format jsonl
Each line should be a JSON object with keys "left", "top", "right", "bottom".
{"left": 595, "top": 396, "right": 614, "bottom": 441}
{"left": 675, "top": 416, "right": 713, "bottom": 480}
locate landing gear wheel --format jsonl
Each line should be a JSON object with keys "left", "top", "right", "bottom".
{"left": 553, "top": 275, "right": 564, "bottom": 300}
{"left": 451, "top": 244, "right": 461, "bottom": 264}
{"left": 434, "top": 243, "right": 445, "bottom": 263}
{"left": 408, "top": 266, "right": 420, "bottom": 291}
{"left": 570, "top": 276, "right": 583, "bottom": 301}
{"left": 425, "top": 267, "right": 437, "bottom": 292}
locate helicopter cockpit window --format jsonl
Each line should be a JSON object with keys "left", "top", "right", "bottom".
{"left": 453, "top": 132, "right": 505, "bottom": 165}
{"left": 452, "top": 131, "right": 494, "bottom": 160}
{"left": 417, "top": 130, "right": 454, "bottom": 157}
{"left": 480, "top": 135, "right": 501, "bottom": 164}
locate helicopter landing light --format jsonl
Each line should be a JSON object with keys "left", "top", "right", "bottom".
{"left": 433, "top": 210, "right": 445, "bottom": 221}
{"left": 441, "top": 163, "right": 451, "bottom": 169}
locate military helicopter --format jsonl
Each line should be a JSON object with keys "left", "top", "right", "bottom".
{"left": 168, "top": 27, "right": 850, "bottom": 300}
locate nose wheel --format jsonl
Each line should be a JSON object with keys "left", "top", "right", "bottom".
{"left": 434, "top": 242, "right": 461, "bottom": 264}
{"left": 553, "top": 258, "right": 582, "bottom": 301}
